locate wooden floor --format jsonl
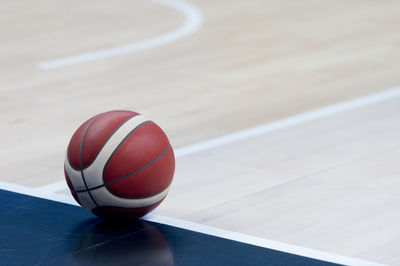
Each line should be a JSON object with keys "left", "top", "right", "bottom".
{"left": 155, "top": 98, "right": 400, "bottom": 265}
{"left": 1, "top": 0, "right": 400, "bottom": 264}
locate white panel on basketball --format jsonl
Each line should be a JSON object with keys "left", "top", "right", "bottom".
{"left": 76, "top": 191, "right": 97, "bottom": 211}
{"left": 90, "top": 185, "right": 171, "bottom": 208}
{"left": 64, "top": 155, "right": 86, "bottom": 191}
{"left": 83, "top": 115, "right": 150, "bottom": 189}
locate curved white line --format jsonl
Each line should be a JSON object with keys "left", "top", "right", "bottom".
{"left": 64, "top": 155, "right": 86, "bottom": 191}
{"left": 83, "top": 115, "right": 149, "bottom": 189}
{"left": 89, "top": 185, "right": 170, "bottom": 209}
{"left": 37, "top": 0, "right": 203, "bottom": 70}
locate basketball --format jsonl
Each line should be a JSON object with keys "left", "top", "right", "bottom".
{"left": 64, "top": 110, "right": 175, "bottom": 220}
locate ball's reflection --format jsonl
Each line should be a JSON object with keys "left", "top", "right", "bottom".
{"left": 71, "top": 219, "right": 174, "bottom": 266}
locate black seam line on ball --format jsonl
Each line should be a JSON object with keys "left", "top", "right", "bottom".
{"left": 101, "top": 120, "right": 152, "bottom": 186}
{"left": 75, "top": 145, "right": 171, "bottom": 193}
{"left": 77, "top": 180, "right": 172, "bottom": 202}
{"left": 75, "top": 178, "right": 172, "bottom": 200}
{"left": 92, "top": 195, "right": 168, "bottom": 210}
{"left": 67, "top": 114, "right": 141, "bottom": 171}
{"left": 69, "top": 113, "right": 141, "bottom": 171}
{"left": 103, "top": 178, "right": 173, "bottom": 200}
{"left": 79, "top": 116, "right": 99, "bottom": 206}
{"left": 73, "top": 118, "right": 151, "bottom": 192}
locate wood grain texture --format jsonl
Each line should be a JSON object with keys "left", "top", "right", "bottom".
{"left": 155, "top": 98, "right": 400, "bottom": 265}
{"left": 2, "top": 0, "right": 400, "bottom": 186}
{"left": 1, "top": 0, "right": 400, "bottom": 264}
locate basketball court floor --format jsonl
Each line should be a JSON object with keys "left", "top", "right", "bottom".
{"left": 1, "top": 0, "right": 400, "bottom": 265}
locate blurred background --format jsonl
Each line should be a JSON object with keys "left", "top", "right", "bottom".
{"left": 1, "top": 1, "right": 400, "bottom": 264}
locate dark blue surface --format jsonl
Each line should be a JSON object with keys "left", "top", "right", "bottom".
{"left": 0, "top": 189, "right": 339, "bottom": 265}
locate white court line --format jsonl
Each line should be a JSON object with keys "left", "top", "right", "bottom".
{"left": 23, "top": 86, "right": 400, "bottom": 194}
{"left": 1, "top": 87, "right": 399, "bottom": 265}
{"left": 145, "top": 214, "right": 385, "bottom": 266}
{"left": 0, "top": 181, "right": 77, "bottom": 206}
{"left": 0, "top": 182, "right": 385, "bottom": 266}
{"left": 175, "top": 86, "right": 400, "bottom": 157}
{"left": 34, "top": 180, "right": 68, "bottom": 193}
{"left": 37, "top": 0, "right": 203, "bottom": 69}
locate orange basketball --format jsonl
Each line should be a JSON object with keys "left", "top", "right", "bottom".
{"left": 64, "top": 110, "right": 175, "bottom": 220}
